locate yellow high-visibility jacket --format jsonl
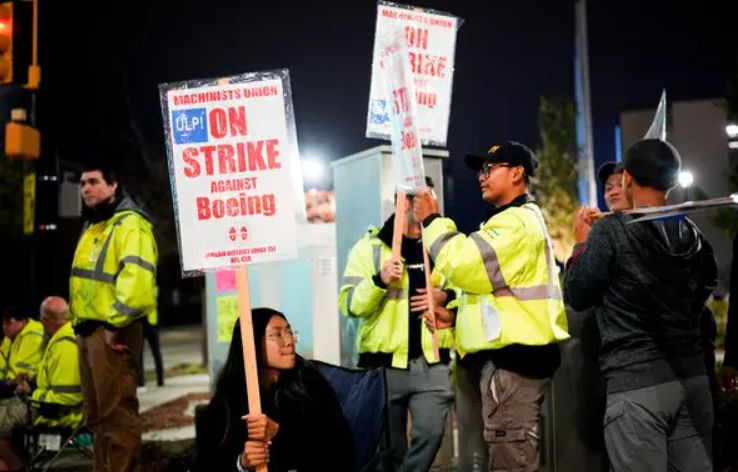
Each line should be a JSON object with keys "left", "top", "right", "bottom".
{"left": 0, "top": 319, "right": 45, "bottom": 381}
{"left": 147, "top": 309, "right": 158, "bottom": 326}
{"left": 422, "top": 201, "right": 569, "bottom": 357}
{"left": 339, "top": 226, "right": 456, "bottom": 369}
{"left": 31, "top": 322, "right": 84, "bottom": 428}
{"left": 69, "top": 197, "right": 158, "bottom": 329}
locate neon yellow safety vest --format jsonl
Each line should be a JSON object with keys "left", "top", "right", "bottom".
{"left": 31, "top": 322, "right": 84, "bottom": 428}
{"left": 422, "top": 202, "right": 569, "bottom": 357}
{"left": 339, "top": 227, "right": 456, "bottom": 369}
{"left": 69, "top": 198, "right": 158, "bottom": 329}
{"left": 147, "top": 308, "right": 158, "bottom": 326}
{"left": 0, "top": 319, "right": 45, "bottom": 381}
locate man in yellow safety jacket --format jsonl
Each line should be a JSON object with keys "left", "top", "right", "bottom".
{"left": 339, "top": 178, "right": 456, "bottom": 472}
{"left": 0, "top": 297, "right": 83, "bottom": 471}
{"left": 69, "top": 161, "right": 157, "bottom": 472}
{"left": 27, "top": 296, "right": 84, "bottom": 428}
{"left": 414, "top": 142, "right": 569, "bottom": 472}
{"left": 0, "top": 306, "right": 45, "bottom": 383}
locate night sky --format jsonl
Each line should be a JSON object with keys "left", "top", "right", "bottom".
{"left": 43, "top": 0, "right": 738, "bottom": 234}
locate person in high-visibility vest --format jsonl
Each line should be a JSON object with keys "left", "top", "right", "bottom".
{"left": 0, "top": 306, "right": 45, "bottom": 384}
{"left": 339, "top": 177, "right": 456, "bottom": 472}
{"left": 414, "top": 142, "right": 569, "bottom": 472}
{"left": 0, "top": 296, "right": 84, "bottom": 471}
{"left": 69, "top": 162, "right": 157, "bottom": 472}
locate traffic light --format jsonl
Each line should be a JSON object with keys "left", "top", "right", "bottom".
{"left": 0, "top": 2, "right": 12, "bottom": 84}
{"left": 0, "top": 1, "right": 31, "bottom": 86}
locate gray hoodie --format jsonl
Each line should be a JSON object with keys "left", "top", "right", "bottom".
{"left": 564, "top": 212, "right": 717, "bottom": 393}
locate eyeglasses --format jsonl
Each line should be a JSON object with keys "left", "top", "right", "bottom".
{"left": 478, "top": 162, "right": 512, "bottom": 178}
{"left": 266, "top": 329, "right": 299, "bottom": 345}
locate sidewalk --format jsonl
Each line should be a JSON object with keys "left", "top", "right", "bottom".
{"left": 139, "top": 374, "right": 210, "bottom": 441}
{"left": 138, "top": 323, "right": 210, "bottom": 442}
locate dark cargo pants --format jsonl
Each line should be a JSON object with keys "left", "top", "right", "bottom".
{"left": 480, "top": 361, "right": 550, "bottom": 472}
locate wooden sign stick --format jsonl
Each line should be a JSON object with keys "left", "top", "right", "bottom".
{"left": 391, "top": 192, "right": 407, "bottom": 261}
{"left": 235, "top": 267, "right": 268, "bottom": 472}
{"left": 422, "top": 244, "right": 441, "bottom": 361}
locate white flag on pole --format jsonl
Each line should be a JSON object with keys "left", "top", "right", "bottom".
{"left": 644, "top": 89, "right": 667, "bottom": 141}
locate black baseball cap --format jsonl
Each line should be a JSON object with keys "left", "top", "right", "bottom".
{"left": 624, "top": 139, "right": 681, "bottom": 191}
{"left": 464, "top": 141, "right": 538, "bottom": 178}
{"left": 597, "top": 161, "right": 625, "bottom": 186}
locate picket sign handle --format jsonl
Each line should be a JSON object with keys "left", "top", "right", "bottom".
{"left": 235, "top": 267, "right": 268, "bottom": 472}
{"left": 422, "top": 243, "right": 441, "bottom": 361}
{"left": 391, "top": 191, "right": 440, "bottom": 361}
{"left": 391, "top": 192, "right": 406, "bottom": 261}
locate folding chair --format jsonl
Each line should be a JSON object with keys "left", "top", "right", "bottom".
{"left": 19, "top": 399, "right": 92, "bottom": 472}
{"left": 311, "top": 360, "right": 391, "bottom": 472}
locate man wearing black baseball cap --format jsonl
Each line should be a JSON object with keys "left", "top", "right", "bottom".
{"left": 565, "top": 139, "right": 717, "bottom": 471}
{"left": 414, "top": 141, "right": 570, "bottom": 472}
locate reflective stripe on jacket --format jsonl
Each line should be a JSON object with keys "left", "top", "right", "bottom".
{"left": 338, "top": 227, "right": 455, "bottom": 369}
{"left": 31, "top": 322, "right": 84, "bottom": 428}
{"left": 69, "top": 198, "right": 158, "bottom": 328}
{"left": 422, "top": 202, "right": 569, "bottom": 357}
{"left": 0, "top": 319, "right": 45, "bottom": 380}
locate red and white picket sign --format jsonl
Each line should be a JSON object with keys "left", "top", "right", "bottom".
{"left": 160, "top": 70, "right": 303, "bottom": 276}
{"left": 380, "top": 32, "right": 427, "bottom": 192}
{"left": 367, "top": 1, "right": 461, "bottom": 147}
{"left": 379, "top": 33, "right": 441, "bottom": 361}
{"left": 160, "top": 70, "right": 305, "bottom": 472}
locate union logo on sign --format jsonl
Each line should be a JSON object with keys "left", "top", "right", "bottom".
{"left": 172, "top": 108, "right": 208, "bottom": 144}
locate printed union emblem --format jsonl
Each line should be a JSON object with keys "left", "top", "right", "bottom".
{"left": 369, "top": 99, "right": 389, "bottom": 125}
{"left": 172, "top": 108, "right": 208, "bottom": 144}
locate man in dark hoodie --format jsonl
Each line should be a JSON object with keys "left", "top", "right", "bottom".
{"left": 565, "top": 139, "right": 718, "bottom": 471}
{"left": 69, "top": 162, "right": 158, "bottom": 472}
{"left": 339, "top": 178, "right": 456, "bottom": 472}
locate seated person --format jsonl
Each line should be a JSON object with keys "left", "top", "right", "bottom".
{"left": 0, "top": 306, "right": 45, "bottom": 388}
{"left": 198, "top": 307, "right": 355, "bottom": 471}
{"left": 0, "top": 297, "right": 83, "bottom": 472}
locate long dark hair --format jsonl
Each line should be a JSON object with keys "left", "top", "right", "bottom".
{"left": 211, "top": 307, "right": 311, "bottom": 449}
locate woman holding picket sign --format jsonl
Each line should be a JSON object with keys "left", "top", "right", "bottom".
{"left": 198, "top": 308, "right": 355, "bottom": 471}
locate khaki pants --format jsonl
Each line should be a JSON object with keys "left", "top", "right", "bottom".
{"left": 78, "top": 323, "right": 143, "bottom": 472}
{"left": 480, "top": 362, "right": 549, "bottom": 472}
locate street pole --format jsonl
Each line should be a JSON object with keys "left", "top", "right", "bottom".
{"left": 574, "top": 0, "right": 597, "bottom": 207}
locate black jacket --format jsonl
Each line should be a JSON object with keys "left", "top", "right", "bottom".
{"left": 565, "top": 212, "right": 717, "bottom": 393}
{"left": 197, "top": 358, "right": 355, "bottom": 471}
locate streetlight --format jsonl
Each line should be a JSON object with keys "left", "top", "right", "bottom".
{"left": 727, "top": 123, "right": 738, "bottom": 139}
{"left": 300, "top": 156, "right": 327, "bottom": 188}
{"left": 678, "top": 170, "right": 693, "bottom": 202}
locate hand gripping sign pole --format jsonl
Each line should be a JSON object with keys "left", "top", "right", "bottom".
{"left": 160, "top": 69, "right": 305, "bottom": 472}
{"left": 380, "top": 32, "right": 440, "bottom": 360}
